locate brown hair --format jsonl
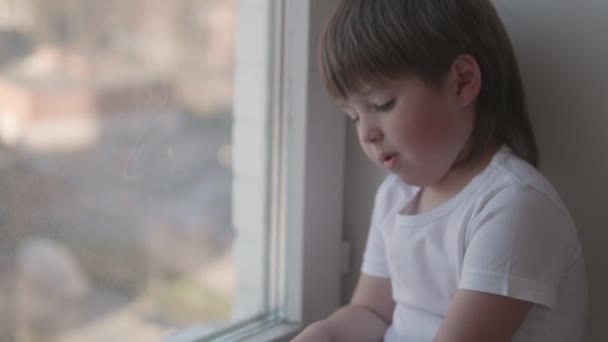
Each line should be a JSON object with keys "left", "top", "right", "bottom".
{"left": 319, "top": 0, "right": 538, "bottom": 167}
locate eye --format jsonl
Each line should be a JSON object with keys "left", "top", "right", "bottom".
{"left": 373, "top": 99, "right": 395, "bottom": 112}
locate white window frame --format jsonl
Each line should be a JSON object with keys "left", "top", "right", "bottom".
{"left": 166, "top": 0, "right": 345, "bottom": 341}
{"left": 276, "top": 0, "right": 345, "bottom": 337}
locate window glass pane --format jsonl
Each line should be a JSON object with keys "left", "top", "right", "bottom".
{"left": 0, "top": 0, "right": 273, "bottom": 340}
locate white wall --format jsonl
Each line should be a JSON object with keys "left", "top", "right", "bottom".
{"left": 342, "top": 1, "right": 607, "bottom": 341}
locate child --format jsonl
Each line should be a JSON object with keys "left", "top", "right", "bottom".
{"left": 293, "top": 0, "right": 587, "bottom": 341}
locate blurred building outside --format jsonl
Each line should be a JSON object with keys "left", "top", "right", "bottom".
{"left": 0, "top": 0, "right": 246, "bottom": 341}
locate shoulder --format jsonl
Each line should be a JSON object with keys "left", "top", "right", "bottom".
{"left": 467, "top": 149, "right": 581, "bottom": 259}
{"left": 460, "top": 152, "right": 585, "bottom": 309}
{"left": 476, "top": 148, "right": 571, "bottom": 218}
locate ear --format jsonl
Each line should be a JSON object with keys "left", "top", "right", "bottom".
{"left": 448, "top": 54, "right": 481, "bottom": 108}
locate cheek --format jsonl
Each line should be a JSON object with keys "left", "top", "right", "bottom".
{"left": 394, "top": 106, "right": 472, "bottom": 153}
{"left": 392, "top": 110, "right": 440, "bottom": 148}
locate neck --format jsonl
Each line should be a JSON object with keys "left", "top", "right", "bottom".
{"left": 413, "top": 143, "right": 498, "bottom": 214}
{"left": 433, "top": 143, "right": 498, "bottom": 193}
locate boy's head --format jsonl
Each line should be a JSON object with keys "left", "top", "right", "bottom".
{"left": 320, "top": 0, "right": 538, "bottom": 175}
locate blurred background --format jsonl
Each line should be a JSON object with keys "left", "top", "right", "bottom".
{"left": 0, "top": 0, "right": 238, "bottom": 340}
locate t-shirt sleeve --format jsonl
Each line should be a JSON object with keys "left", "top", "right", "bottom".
{"left": 360, "top": 176, "right": 397, "bottom": 278}
{"left": 361, "top": 217, "right": 390, "bottom": 278}
{"left": 460, "top": 184, "right": 572, "bottom": 309}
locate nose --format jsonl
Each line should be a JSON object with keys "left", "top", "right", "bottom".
{"left": 361, "top": 119, "right": 382, "bottom": 144}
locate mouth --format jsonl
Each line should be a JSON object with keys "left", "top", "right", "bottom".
{"left": 380, "top": 153, "right": 398, "bottom": 169}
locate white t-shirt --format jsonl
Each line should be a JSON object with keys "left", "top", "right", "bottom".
{"left": 362, "top": 146, "right": 587, "bottom": 342}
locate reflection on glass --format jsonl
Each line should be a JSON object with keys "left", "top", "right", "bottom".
{"left": 0, "top": 0, "right": 236, "bottom": 340}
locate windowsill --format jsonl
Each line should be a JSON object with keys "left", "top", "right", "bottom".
{"left": 164, "top": 322, "right": 301, "bottom": 342}
{"left": 238, "top": 323, "right": 300, "bottom": 342}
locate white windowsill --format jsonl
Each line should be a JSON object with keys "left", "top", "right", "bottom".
{"left": 164, "top": 321, "right": 300, "bottom": 342}
{"left": 238, "top": 323, "right": 300, "bottom": 342}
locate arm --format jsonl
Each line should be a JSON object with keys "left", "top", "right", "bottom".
{"left": 292, "top": 273, "right": 395, "bottom": 342}
{"left": 433, "top": 289, "right": 532, "bottom": 342}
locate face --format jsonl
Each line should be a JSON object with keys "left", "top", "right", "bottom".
{"left": 339, "top": 76, "right": 475, "bottom": 186}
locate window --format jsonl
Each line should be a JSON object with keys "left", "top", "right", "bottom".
{"left": 0, "top": 0, "right": 344, "bottom": 341}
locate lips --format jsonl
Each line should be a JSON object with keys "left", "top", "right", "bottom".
{"left": 380, "top": 153, "right": 398, "bottom": 169}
